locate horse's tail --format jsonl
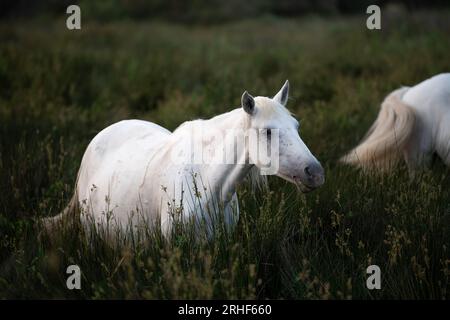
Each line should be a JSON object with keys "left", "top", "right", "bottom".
{"left": 340, "top": 87, "right": 416, "bottom": 171}
{"left": 42, "top": 167, "right": 82, "bottom": 234}
{"left": 41, "top": 191, "right": 79, "bottom": 233}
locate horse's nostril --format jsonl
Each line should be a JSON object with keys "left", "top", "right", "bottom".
{"left": 304, "top": 166, "right": 312, "bottom": 177}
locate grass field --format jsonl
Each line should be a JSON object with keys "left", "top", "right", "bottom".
{"left": 0, "top": 10, "right": 450, "bottom": 299}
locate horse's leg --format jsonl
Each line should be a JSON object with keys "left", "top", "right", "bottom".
{"left": 403, "top": 145, "right": 433, "bottom": 173}
{"left": 224, "top": 193, "right": 239, "bottom": 232}
{"left": 436, "top": 122, "right": 450, "bottom": 167}
{"left": 160, "top": 203, "right": 173, "bottom": 237}
{"left": 403, "top": 124, "right": 433, "bottom": 175}
{"left": 437, "top": 147, "right": 450, "bottom": 167}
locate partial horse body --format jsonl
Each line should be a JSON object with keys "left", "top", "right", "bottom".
{"left": 48, "top": 81, "right": 324, "bottom": 235}
{"left": 341, "top": 73, "right": 450, "bottom": 172}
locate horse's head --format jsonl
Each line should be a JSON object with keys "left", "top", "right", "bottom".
{"left": 242, "top": 81, "right": 325, "bottom": 192}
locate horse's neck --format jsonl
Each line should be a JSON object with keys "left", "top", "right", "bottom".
{"left": 205, "top": 109, "right": 253, "bottom": 199}
{"left": 180, "top": 108, "right": 253, "bottom": 201}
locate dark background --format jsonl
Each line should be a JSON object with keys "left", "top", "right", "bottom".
{"left": 1, "top": 0, "right": 449, "bottom": 23}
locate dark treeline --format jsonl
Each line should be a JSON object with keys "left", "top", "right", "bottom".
{"left": 0, "top": 0, "right": 449, "bottom": 23}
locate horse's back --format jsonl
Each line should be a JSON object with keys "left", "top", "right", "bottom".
{"left": 403, "top": 73, "right": 450, "bottom": 164}
{"left": 402, "top": 73, "right": 450, "bottom": 136}
{"left": 76, "top": 120, "right": 171, "bottom": 211}
{"left": 80, "top": 119, "right": 168, "bottom": 170}
{"left": 403, "top": 73, "right": 450, "bottom": 113}
{"left": 89, "top": 119, "right": 170, "bottom": 154}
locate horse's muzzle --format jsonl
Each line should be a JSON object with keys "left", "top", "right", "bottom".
{"left": 294, "top": 162, "right": 325, "bottom": 192}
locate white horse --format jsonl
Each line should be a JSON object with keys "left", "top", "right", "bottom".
{"left": 47, "top": 81, "right": 324, "bottom": 235}
{"left": 341, "top": 73, "right": 450, "bottom": 172}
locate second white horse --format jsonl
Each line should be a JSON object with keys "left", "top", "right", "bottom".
{"left": 342, "top": 73, "right": 450, "bottom": 172}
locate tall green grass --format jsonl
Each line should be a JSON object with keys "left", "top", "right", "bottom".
{"left": 0, "top": 11, "right": 449, "bottom": 298}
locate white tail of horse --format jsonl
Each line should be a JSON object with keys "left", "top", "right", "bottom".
{"left": 42, "top": 191, "right": 79, "bottom": 233}
{"left": 341, "top": 87, "right": 416, "bottom": 171}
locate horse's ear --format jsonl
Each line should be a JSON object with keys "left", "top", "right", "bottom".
{"left": 241, "top": 91, "right": 255, "bottom": 115}
{"left": 273, "top": 80, "right": 289, "bottom": 106}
